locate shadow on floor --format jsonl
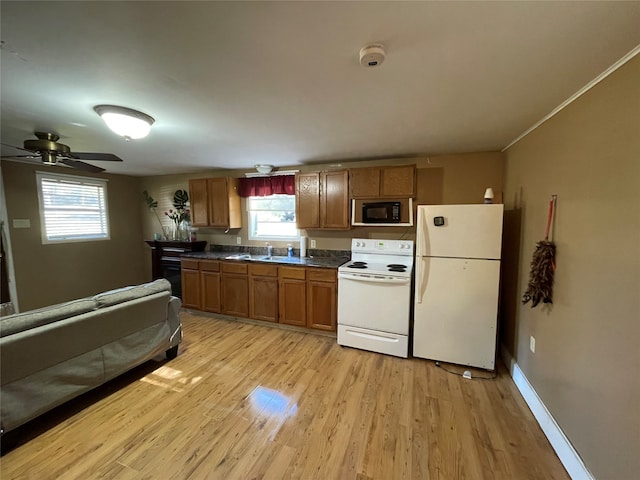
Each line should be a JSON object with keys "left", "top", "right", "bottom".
{"left": 0, "top": 357, "right": 169, "bottom": 455}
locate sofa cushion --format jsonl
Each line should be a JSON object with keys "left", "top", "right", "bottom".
{"left": 0, "top": 298, "right": 98, "bottom": 338}
{"left": 93, "top": 278, "right": 171, "bottom": 308}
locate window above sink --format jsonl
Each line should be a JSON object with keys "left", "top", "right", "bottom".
{"left": 247, "top": 195, "right": 299, "bottom": 241}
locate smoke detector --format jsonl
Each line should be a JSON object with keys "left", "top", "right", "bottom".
{"left": 359, "top": 44, "right": 386, "bottom": 68}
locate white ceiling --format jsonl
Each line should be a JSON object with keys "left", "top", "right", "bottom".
{"left": 1, "top": 1, "right": 639, "bottom": 176}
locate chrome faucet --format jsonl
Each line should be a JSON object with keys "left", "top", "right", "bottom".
{"left": 266, "top": 242, "right": 273, "bottom": 258}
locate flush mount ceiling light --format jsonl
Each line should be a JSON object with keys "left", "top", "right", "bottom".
{"left": 94, "top": 105, "right": 155, "bottom": 140}
{"left": 255, "top": 164, "right": 274, "bottom": 174}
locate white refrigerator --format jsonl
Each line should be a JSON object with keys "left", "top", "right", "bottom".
{"left": 413, "top": 204, "right": 504, "bottom": 370}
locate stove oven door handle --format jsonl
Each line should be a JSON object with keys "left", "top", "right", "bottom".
{"left": 338, "top": 272, "right": 410, "bottom": 285}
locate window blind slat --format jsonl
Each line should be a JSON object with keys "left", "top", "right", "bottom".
{"left": 37, "top": 172, "right": 110, "bottom": 243}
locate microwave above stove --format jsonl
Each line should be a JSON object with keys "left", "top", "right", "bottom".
{"left": 362, "top": 201, "right": 401, "bottom": 223}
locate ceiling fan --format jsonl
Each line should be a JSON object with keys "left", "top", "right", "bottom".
{"left": 1, "top": 132, "right": 122, "bottom": 173}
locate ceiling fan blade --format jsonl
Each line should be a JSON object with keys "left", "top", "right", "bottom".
{"left": 1, "top": 142, "right": 36, "bottom": 154}
{"left": 1, "top": 154, "right": 39, "bottom": 159}
{"left": 59, "top": 158, "right": 106, "bottom": 173}
{"left": 69, "top": 152, "right": 122, "bottom": 162}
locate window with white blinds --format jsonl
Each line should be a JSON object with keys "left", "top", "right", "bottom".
{"left": 36, "top": 171, "right": 110, "bottom": 244}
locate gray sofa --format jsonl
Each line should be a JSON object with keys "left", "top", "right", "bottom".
{"left": 0, "top": 279, "right": 182, "bottom": 434}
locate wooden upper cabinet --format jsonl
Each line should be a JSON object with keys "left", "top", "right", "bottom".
{"left": 349, "top": 165, "right": 416, "bottom": 198}
{"left": 188, "top": 177, "right": 242, "bottom": 229}
{"left": 295, "top": 172, "right": 320, "bottom": 229}
{"left": 321, "top": 170, "right": 349, "bottom": 229}
{"left": 189, "top": 178, "right": 209, "bottom": 226}
{"left": 349, "top": 167, "right": 380, "bottom": 198}
{"left": 295, "top": 170, "right": 349, "bottom": 230}
{"left": 381, "top": 165, "right": 416, "bottom": 197}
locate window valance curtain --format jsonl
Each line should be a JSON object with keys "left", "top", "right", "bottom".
{"left": 238, "top": 175, "right": 295, "bottom": 197}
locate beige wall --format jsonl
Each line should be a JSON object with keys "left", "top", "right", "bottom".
{"left": 2, "top": 161, "right": 146, "bottom": 311}
{"left": 139, "top": 152, "right": 503, "bottom": 277}
{"left": 502, "top": 56, "right": 640, "bottom": 479}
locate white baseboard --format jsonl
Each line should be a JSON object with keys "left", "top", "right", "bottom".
{"left": 500, "top": 346, "right": 594, "bottom": 480}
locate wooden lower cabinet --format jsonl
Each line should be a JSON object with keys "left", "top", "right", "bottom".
{"left": 221, "top": 262, "right": 249, "bottom": 317}
{"left": 181, "top": 259, "right": 201, "bottom": 309}
{"left": 181, "top": 259, "right": 337, "bottom": 332}
{"left": 306, "top": 269, "right": 337, "bottom": 331}
{"left": 249, "top": 264, "right": 278, "bottom": 322}
{"left": 278, "top": 267, "right": 306, "bottom": 327}
{"left": 200, "top": 261, "right": 221, "bottom": 313}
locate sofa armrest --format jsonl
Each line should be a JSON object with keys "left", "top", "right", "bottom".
{"left": 167, "top": 296, "right": 182, "bottom": 347}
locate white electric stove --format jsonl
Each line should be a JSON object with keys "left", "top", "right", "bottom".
{"left": 337, "top": 238, "right": 414, "bottom": 357}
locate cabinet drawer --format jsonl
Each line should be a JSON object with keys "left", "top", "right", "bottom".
{"left": 308, "top": 268, "right": 336, "bottom": 283}
{"left": 199, "top": 260, "right": 220, "bottom": 272}
{"left": 181, "top": 258, "right": 200, "bottom": 270}
{"left": 279, "top": 267, "right": 306, "bottom": 280}
{"left": 249, "top": 264, "right": 278, "bottom": 277}
{"left": 222, "top": 262, "right": 248, "bottom": 274}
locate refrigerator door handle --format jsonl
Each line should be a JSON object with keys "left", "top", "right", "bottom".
{"left": 416, "top": 257, "right": 424, "bottom": 305}
{"left": 416, "top": 206, "right": 427, "bottom": 257}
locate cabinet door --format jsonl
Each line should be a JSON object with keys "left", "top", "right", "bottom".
{"left": 189, "top": 178, "right": 209, "bottom": 227}
{"left": 279, "top": 278, "right": 306, "bottom": 326}
{"left": 181, "top": 268, "right": 201, "bottom": 309}
{"left": 249, "top": 276, "right": 278, "bottom": 322}
{"left": 226, "top": 177, "right": 242, "bottom": 229}
{"left": 321, "top": 170, "right": 350, "bottom": 229}
{"left": 221, "top": 273, "right": 249, "bottom": 317}
{"left": 381, "top": 165, "right": 415, "bottom": 197}
{"left": 295, "top": 172, "right": 320, "bottom": 229}
{"left": 307, "top": 280, "right": 336, "bottom": 331}
{"left": 207, "top": 177, "right": 230, "bottom": 227}
{"left": 349, "top": 167, "right": 380, "bottom": 198}
{"left": 201, "top": 271, "right": 221, "bottom": 313}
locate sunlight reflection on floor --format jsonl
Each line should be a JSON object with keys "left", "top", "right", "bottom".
{"left": 139, "top": 364, "right": 203, "bottom": 391}
{"left": 248, "top": 385, "right": 298, "bottom": 419}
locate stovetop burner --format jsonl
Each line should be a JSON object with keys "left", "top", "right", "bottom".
{"left": 340, "top": 239, "right": 414, "bottom": 278}
{"left": 387, "top": 265, "right": 407, "bottom": 272}
{"left": 347, "top": 263, "right": 368, "bottom": 269}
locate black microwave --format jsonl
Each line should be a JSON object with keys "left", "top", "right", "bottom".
{"left": 362, "top": 201, "right": 401, "bottom": 223}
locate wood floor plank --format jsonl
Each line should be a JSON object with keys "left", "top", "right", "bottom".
{"left": 0, "top": 312, "right": 570, "bottom": 480}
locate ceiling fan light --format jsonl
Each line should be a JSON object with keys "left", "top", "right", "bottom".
{"left": 94, "top": 105, "right": 154, "bottom": 140}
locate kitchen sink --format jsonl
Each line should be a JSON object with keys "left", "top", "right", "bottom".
{"left": 223, "top": 254, "right": 303, "bottom": 264}
{"left": 224, "top": 253, "right": 252, "bottom": 260}
{"left": 253, "top": 255, "right": 303, "bottom": 264}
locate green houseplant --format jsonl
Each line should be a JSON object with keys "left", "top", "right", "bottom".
{"left": 142, "top": 190, "right": 169, "bottom": 239}
{"left": 164, "top": 189, "right": 190, "bottom": 240}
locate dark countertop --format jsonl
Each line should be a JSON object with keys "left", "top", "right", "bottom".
{"left": 181, "top": 251, "right": 349, "bottom": 269}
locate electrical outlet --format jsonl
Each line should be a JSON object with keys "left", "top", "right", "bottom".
{"left": 530, "top": 336, "right": 536, "bottom": 353}
{"left": 236, "top": 236, "right": 242, "bottom": 245}
{"left": 310, "top": 239, "right": 317, "bottom": 248}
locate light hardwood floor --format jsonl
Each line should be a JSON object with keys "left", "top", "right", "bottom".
{"left": 1, "top": 312, "right": 569, "bottom": 479}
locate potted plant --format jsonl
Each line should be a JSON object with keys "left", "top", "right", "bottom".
{"left": 142, "top": 190, "right": 169, "bottom": 240}
{"left": 165, "top": 189, "right": 191, "bottom": 241}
